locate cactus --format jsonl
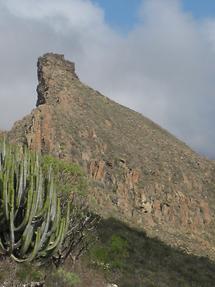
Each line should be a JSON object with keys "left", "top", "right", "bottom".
{"left": 0, "top": 140, "right": 70, "bottom": 263}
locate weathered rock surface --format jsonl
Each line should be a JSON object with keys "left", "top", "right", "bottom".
{"left": 0, "top": 130, "right": 5, "bottom": 139}
{"left": 8, "top": 53, "right": 215, "bottom": 259}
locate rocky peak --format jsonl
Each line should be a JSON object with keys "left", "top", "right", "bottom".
{"left": 8, "top": 53, "right": 215, "bottom": 261}
{"left": 36, "top": 53, "right": 78, "bottom": 106}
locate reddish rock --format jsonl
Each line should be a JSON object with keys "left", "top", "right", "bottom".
{"left": 8, "top": 53, "right": 215, "bottom": 260}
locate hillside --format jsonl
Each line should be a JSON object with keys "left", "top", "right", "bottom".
{"left": 8, "top": 53, "right": 215, "bottom": 262}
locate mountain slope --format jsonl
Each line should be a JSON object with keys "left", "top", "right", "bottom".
{"left": 8, "top": 53, "right": 215, "bottom": 259}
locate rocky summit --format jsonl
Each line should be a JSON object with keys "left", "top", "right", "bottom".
{"left": 8, "top": 53, "right": 215, "bottom": 260}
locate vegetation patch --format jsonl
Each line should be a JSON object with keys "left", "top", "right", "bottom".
{"left": 16, "top": 263, "right": 44, "bottom": 283}
{"left": 42, "top": 155, "right": 87, "bottom": 197}
{"left": 0, "top": 140, "right": 97, "bottom": 286}
{"left": 90, "top": 234, "right": 129, "bottom": 270}
{"left": 87, "top": 218, "right": 215, "bottom": 287}
{"left": 53, "top": 268, "right": 80, "bottom": 286}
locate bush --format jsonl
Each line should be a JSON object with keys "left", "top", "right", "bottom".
{"left": 16, "top": 263, "right": 44, "bottom": 283}
{"left": 42, "top": 155, "right": 87, "bottom": 197}
{"left": 90, "top": 234, "right": 129, "bottom": 270}
{"left": 55, "top": 268, "right": 80, "bottom": 286}
{"left": 0, "top": 139, "right": 98, "bottom": 287}
{"left": 0, "top": 140, "right": 70, "bottom": 263}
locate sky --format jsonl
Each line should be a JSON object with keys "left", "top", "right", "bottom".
{"left": 0, "top": 0, "right": 215, "bottom": 158}
{"left": 92, "top": 0, "right": 142, "bottom": 32}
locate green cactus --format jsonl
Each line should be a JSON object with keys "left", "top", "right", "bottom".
{"left": 0, "top": 140, "right": 70, "bottom": 263}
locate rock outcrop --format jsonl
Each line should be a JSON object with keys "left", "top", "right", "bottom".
{"left": 0, "top": 130, "right": 5, "bottom": 139}
{"left": 8, "top": 53, "right": 215, "bottom": 259}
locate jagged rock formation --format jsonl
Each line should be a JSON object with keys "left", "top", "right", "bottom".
{"left": 8, "top": 53, "right": 215, "bottom": 259}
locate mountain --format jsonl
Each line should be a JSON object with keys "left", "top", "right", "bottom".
{"left": 8, "top": 53, "right": 215, "bottom": 261}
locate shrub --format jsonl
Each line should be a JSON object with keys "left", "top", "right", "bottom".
{"left": 0, "top": 139, "right": 98, "bottom": 270}
{"left": 90, "top": 234, "right": 129, "bottom": 270}
{"left": 16, "top": 263, "right": 44, "bottom": 283}
{"left": 42, "top": 155, "right": 87, "bottom": 197}
{"left": 55, "top": 268, "right": 80, "bottom": 286}
{"left": 0, "top": 140, "right": 70, "bottom": 263}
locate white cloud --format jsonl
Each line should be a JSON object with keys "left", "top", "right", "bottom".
{"left": 0, "top": 0, "right": 215, "bottom": 157}
{"left": 4, "top": 0, "right": 103, "bottom": 25}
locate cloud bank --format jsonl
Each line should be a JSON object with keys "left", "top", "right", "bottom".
{"left": 0, "top": 0, "right": 215, "bottom": 158}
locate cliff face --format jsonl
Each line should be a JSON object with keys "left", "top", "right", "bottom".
{"left": 9, "top": 53, "right": 215, "bottom": 259}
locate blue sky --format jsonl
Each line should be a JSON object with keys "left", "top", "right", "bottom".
{"left": 92, "top": 0, "right": 141, "bottom": 32}
{"left": 93, "top": 0, "right": 215, "bottom": 32}
{"left": 182, "top": 0, "right": 215, "bottom": 20}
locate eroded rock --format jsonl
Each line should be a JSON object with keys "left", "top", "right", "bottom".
{"left": 8, "top": 53, "right": 215, "bottom": 260}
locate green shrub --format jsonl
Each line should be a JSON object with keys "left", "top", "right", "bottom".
{"left": 42, "top": 155, "right": 87, "bottom": 197}
{"left": 90, "top": 234, "right": 129, "bottom": 270}
{"left": 16, "top": 263, "right": 44, "bottom": 283}
{"left": 51, "top": 268, "right": 80, "bottom": 286}
{"left": 0, "top": 140, "right": 70, "bottom": 263}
